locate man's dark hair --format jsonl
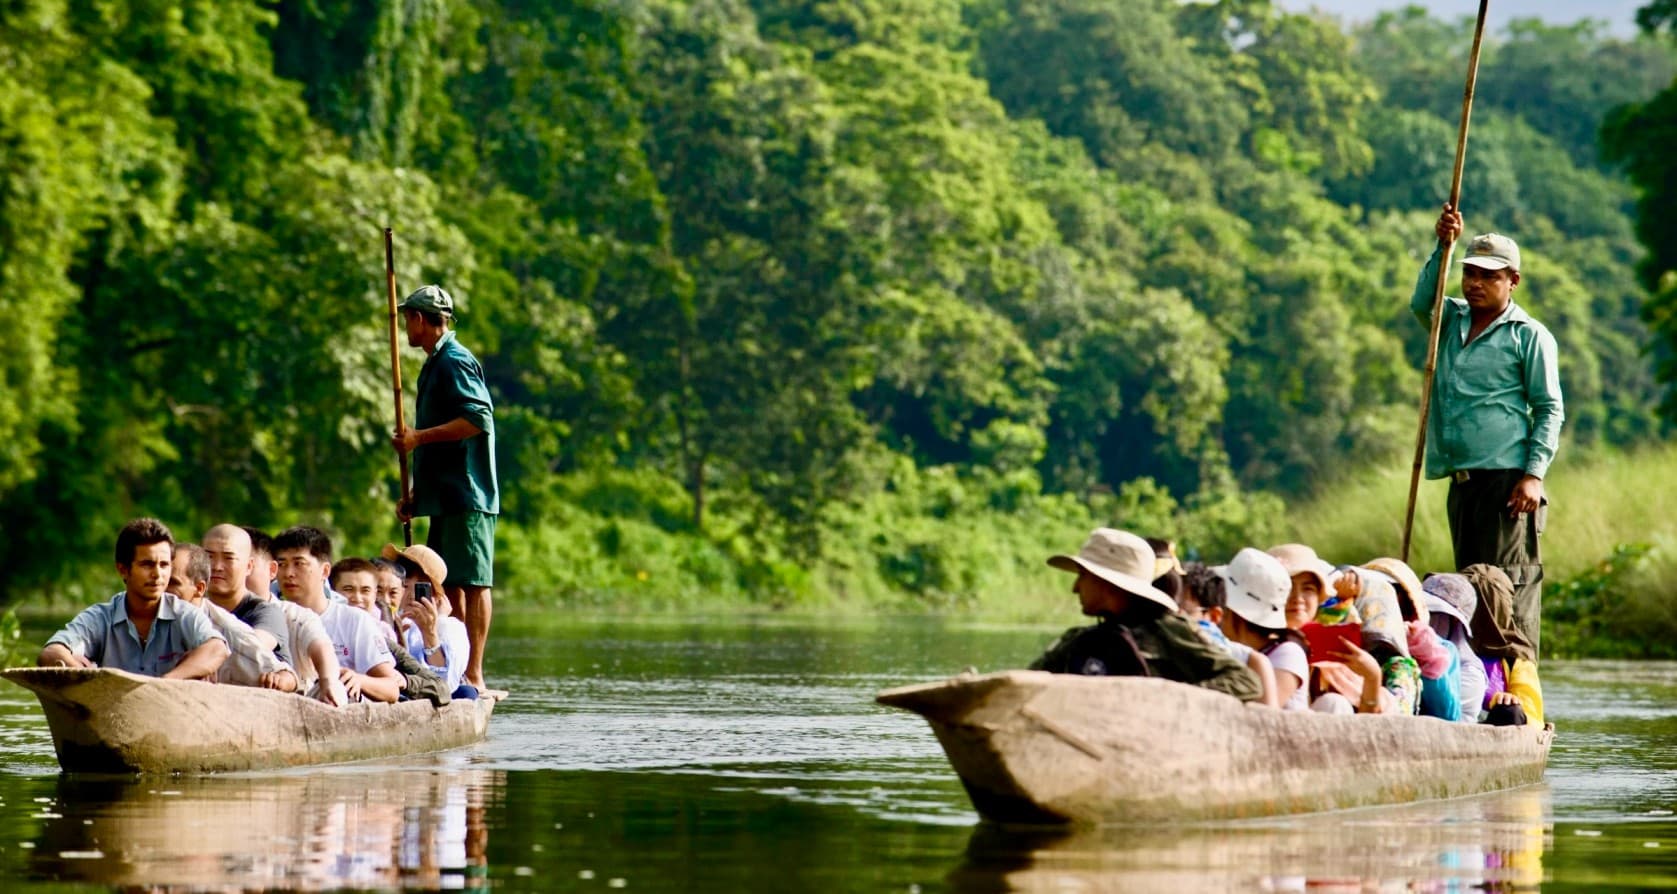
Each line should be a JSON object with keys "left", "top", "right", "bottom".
{"left": 1182, "top": 562, "right": 1225, "bottom": 610}
{"left": 272, "top": 525, "right": 333, "bottom": 563}
{"left": 115, "top": 518, "right": 174, "bottom": 566}
{"left": 331, "top": 557, "right": 378, "bottom": 587}
{"left": 243, "top": 526, "right": 274, "bottom": 560}
{"left": 173, "top": 542, "right": 211, "bottom": 586}
{"left": 405, "top": 308, "right": 448, "bottom": 327}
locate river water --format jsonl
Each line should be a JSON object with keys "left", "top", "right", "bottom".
{"left": 2, "top": 615, "right": 1677, "bottom": 891}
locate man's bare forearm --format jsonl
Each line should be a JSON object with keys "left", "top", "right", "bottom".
{"left": 163, "top": 639, "right": 230, "bottom": 680}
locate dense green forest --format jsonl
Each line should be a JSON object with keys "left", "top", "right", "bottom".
{"left": 5, "top": 1, "right": 1677, "bottom": 621}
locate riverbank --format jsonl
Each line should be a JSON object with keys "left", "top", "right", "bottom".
{"left": 6, "top": 444, "right": 1674, "bottom": 657}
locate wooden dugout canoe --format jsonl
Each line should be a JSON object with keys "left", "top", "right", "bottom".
{"left": 877, "top": 670, "right": 1553, "bottom": 824}
{"left": 2, "top": 666, "right": 496, "bottom": 773}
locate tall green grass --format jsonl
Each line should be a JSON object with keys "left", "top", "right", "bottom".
{"left": 1282, "top": 444, "right": 1677, "bottom": 657}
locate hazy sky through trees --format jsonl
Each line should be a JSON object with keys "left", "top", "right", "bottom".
{"left": 1277, "top": 0, "right": 1643, "bottom": 35}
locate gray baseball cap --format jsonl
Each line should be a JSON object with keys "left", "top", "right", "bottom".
{"left": 399, "top": 284, "right": 455, "bottom": 317}
{"left": 1462, "top": 233, "right": 1520, "bottom": 272}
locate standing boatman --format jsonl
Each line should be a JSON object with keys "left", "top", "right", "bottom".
{"left": 1412, "top": 204, "right": 1564, "bottom": 656}
{"left": 393, "top": 284, "right": 499, "bottom": 690}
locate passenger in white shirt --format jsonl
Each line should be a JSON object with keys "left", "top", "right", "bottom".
{"left": 273, "top": 526, "right": 400, "bottom": 703}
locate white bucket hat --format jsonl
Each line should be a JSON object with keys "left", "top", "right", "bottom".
{"left": 1216, "top": 548, "right": 1290, "bottom": 630}
{"left": 1047, "top": 528, "right": 1177, "bottom": 611}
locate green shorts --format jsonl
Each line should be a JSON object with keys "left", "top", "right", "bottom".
{"left": 427, "top": 511, "right": 497, "bottom": 588}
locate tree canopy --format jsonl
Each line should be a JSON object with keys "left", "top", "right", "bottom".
{"left": 0, "top": 0, "right": 1668, "bottom": 600}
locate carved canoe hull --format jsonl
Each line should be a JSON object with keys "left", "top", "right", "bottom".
{"left": 876, "top": 670, "right": 1552, "bottom": 824}
{"left": 3, "top": 667, "right": 495, "bottom": 773}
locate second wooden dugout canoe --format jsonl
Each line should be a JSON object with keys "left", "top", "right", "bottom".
{"left": 2, "top": 666, "right": 497, "bottom": 773}
{"left": 876, "top": 669, "right": 1553, "bottom": 824}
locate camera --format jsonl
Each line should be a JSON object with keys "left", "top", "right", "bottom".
{"left": 414, "top": 581, "right": 432, "bottom": 603}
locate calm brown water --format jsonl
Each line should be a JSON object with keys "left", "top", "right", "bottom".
{"left": 2, "top": 615, "right": 1677, "bottom": 891}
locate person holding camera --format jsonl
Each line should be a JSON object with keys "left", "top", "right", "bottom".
{"left": 391, "top": 284, "right": 498, "bottom": 690}
{"left": 383, "top": 543, "right": 473, "bottom": 698}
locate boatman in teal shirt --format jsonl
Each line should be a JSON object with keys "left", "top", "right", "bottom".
{"left": 1413, "top": 204, "right": 1564, "bottom": 656}
{"left": 393, "top": 285, "right": 499, "bottom": 690}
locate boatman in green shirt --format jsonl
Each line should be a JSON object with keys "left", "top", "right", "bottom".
{"left": 393, "top": 285, "right": 499, "bottom": 690}
{"left": 1413, "top": 204, "right": 1564, "bottom": 656}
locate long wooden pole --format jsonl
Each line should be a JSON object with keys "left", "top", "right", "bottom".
{"left": 1401, "top": 0, "right": 1492, "bottom": 562}
{"left": 385, "top": 228, "right": 414, "bottom": 547}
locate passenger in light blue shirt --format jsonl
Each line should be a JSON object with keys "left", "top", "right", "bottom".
{"left": 39, "top": 518, "right": 228, "bottom": 679}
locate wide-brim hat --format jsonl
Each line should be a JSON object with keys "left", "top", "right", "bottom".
{"left": 1216, "top": 548, "right": 1290, "bottom": 630}
{"left": 1364, "top": 557, "right": 1428, "bottom": 625}
{"left": 1424, "top": 594, "right": 1473, "bottom": 636}
{"left": 1421, "top": 573, "right": 1477, "bottom": 636}
{"left": 381, "top": 542, "right": 448, "bottom": 588}
{"left": 1048, "top": 528, "right": 1178, "bottom": 611}
{"left": 1266, "top": 543, "right": 1334, "bottom": 593}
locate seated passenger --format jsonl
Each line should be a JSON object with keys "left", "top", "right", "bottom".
{"left": 1423, "top": 572, "right": 1485, "bottom": 723}
{"left": 201, "top": 524, "right": 296, "bottom": 690}
{"left": 1462, "top": 564, "right": 1544, "bottom": 726}
{"left": 1317, "top": 566, "right": 1423, "bottom": 714}
{"left": 1368, "top": 557, "right": 1457, "bottom": 721}
{"left": 1215, "top": 548, "right": 1310, "bottom": 711}
{"left": 373, "top": 558, "right": 407, "bottom": 631}
{"left": 333, "top": 558, "right": 399, "bottom": 643}
{"left": 1266, "top": 543, "right": 1334, "bottom": 631}
{"left": 273, "top": 525, "right": 401, "bottom": 703}
{"left": 38, "top": 518, "right": 228, "bottom": 679}
{"left": 383, "top": 543, "right": 475, "bottom": 699}
{"left": 1177, "top": 562, "right": 1280, "bottom": 708}
{"left": 243, "top": 526, "right": 279, "bottom": 598}
{"left": 167, "top": 542, "right": 297, "bottom": 691}
{"left": 1030, "top": 528, "right": 1262, "bottom": 703}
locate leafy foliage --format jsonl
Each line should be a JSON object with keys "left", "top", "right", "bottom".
{"left": 0, "top": 0, "right": 1667, "bottom": 618}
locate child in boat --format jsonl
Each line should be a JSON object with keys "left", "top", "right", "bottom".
{"left": 1214, "top": 548, "right": 1310, "bottom": 711}
{"left": 332, "top": 558, "right": 400, "bottom": 643}
{"left": 1176, "top": 562, "right": 1281, "bottom": 708}
{"left": 1031, "top": 528, "right": 1263, "bottom": 703}
{"left": 1423, "top": 572, "right": 1486, "bottom": 723}
{"left": 1462, "top": 564, "right": 1544, "bottom": 726}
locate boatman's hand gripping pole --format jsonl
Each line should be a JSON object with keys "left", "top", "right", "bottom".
{"left": 385, "top": 228, "right": 414, "bottom": 547}
{"left": 1402, "top": 0, "right": 1491, "bottom": 563}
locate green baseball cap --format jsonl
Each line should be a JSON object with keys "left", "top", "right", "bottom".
{"left": 399, "top": 284, "right": 455, "bottom": 317}
{"left": 1462, "top": 233, "right": 1520, "bottom": 272}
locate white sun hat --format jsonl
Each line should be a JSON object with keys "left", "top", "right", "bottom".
{"left": 1047, "top": 528, "right": 1177, "bottom": 611}
{"left": 1216, "top": 548, "right": 1291, "bottom": 630}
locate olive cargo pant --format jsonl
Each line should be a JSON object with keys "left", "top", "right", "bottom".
{"left": 1447, "top": 468, "right": 1546, "bottom": 656}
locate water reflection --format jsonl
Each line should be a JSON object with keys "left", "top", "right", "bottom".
{"left": 28, "top": 762, "right": 499, "bottom": 891}
{"left": 951, "top": 785, "right": 1552, "bottom": 893}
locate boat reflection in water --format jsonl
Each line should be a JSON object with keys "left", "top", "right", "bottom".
{"left": 951, "top": 784, "right": 1550, "bottom": 893}
{"left": 28, "top": 758, "right": 500, "bottom": 891}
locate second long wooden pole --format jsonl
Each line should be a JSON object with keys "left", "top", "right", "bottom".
{"left": 385, "top": 228, "right": 414, "bottom": 548}
{"left": 1401, "top": 0, "right": 1492, "bottom": 563}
